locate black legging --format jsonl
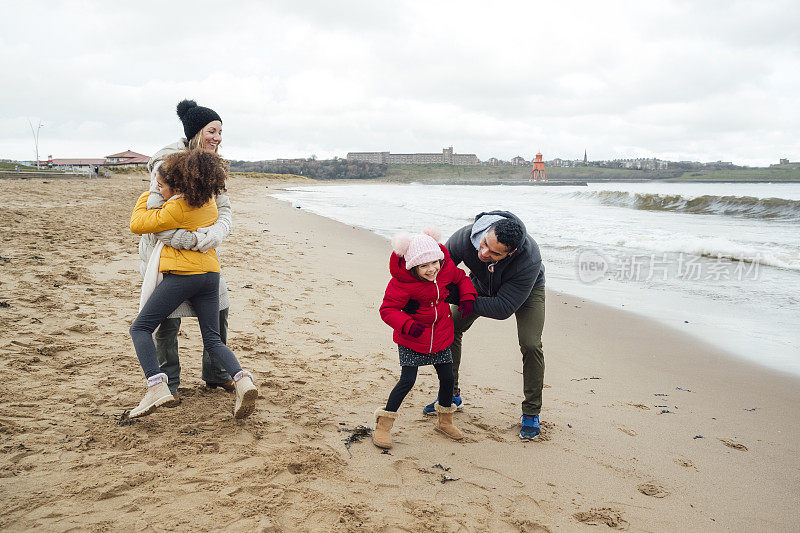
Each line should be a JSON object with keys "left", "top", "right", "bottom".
{"left": 130, "top": 272, "right": 242, "bottom": 379}
{"left": 385, "top": 363, "right": 454, "bottom": 412}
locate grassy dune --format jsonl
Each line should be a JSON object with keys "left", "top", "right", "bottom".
{"left": 669, "top": 165, "right": 800, "bottom": 182}
{"left": 385, "top": 164, "right": 663, "bottom": 182}
{"left": 385, "top": 163, "right": 800, "bottom": 183}
{"left": 0, "top": 162, "right": 37, "bottom": 170}
{"left": 228, "top": 172, "right": 310, "bottom": 181}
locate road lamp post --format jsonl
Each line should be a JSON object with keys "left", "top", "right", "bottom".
{"left": 28, "top": 119, "right": 44, "bottom": 169}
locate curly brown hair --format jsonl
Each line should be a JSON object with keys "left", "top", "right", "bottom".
{"left": 158, "top": 150, "right": 228, "bottom": 208}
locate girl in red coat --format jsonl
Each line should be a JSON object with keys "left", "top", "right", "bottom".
{"left": 373, "top": 228, "right": 477, "bottom": 449}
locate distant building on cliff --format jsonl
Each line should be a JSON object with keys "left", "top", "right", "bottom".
{"left": 610, "top": 158, "right": 669, "bottom": 170}
{"left": 347, "top": 146, "right": 480, "bottom": 166}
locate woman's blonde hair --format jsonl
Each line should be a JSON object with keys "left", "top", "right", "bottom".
{"left": 187, "top": 128, "right": 220, "bottom": 153}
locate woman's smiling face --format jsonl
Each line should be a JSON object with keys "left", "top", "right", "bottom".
{"left": 201, "top": 120, "right": 222, "bottom": 152}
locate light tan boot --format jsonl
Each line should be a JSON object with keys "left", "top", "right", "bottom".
{"left": 373, "top": 409, "right": 398, "bottom": 449}
{"left": 434, "top": 403, "right": 463, "bottom": 440}
{"left": 233, "top": 370, "right": 258, "bottom": 419}
{"left": 129, "top": 373, "right": 174, "bottom": 419}
{"left": 163, "top": 391, "right": 181, "bottom": 408}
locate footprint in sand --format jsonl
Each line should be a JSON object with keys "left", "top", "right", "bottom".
{"left": 573, "top": 507, "right": 628, "bottom": 529}
{"left": 389, "top": 459, "right": 431, "bottom": 485}
{"left": 96, "top": 471, "right": 158, "bottom": 500}
{"left": 466, "top": 417, "right": 507, "bottom": 442}
{"left": 507, "top": 519, "right": 552, "bottom": 532}
{"left": 674, "top": 458, "right": 697, "bottom": 470}
{"left": 66, "top": 323, "right": 97, "bottom": 334}
{"left": 616, "top": 427, "right": 637, "bottom": 437}
{"left": 719, "top": 438, "right": 748, "bottom": 451}
{"left": 637, "top": 482, "right": 670, "bottom": 498}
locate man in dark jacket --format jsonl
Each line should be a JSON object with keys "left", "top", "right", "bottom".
{"left": 423, "top": 211, "right": 546, "bottom": 440}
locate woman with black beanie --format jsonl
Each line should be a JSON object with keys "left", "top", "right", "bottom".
{"left": 137, "top": 100, "right": 236, "bottom": 404}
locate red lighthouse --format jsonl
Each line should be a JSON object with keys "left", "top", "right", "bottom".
{"left": 530, "top": 152, "right": 546, "bottom": 182}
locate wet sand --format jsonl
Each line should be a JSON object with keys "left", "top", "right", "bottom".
{"left": 1, "top": 174, "right": 798, "bottom": 531}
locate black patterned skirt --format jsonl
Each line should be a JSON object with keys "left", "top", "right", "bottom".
{"left": 398, "top": 345, "right": 453, "bottom": 367}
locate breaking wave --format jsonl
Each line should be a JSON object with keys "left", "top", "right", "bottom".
{"left": 573, "top": 191, "right": 800, "bottom": 221}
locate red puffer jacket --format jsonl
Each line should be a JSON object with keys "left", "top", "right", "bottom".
{"left": 380, "top": 244, "right": 477, "bottom": 354}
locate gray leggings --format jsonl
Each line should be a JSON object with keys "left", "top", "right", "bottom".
{"left": 130, "top": 272, "right": 242, "bottom": 380}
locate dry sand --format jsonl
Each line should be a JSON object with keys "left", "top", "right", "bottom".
{"left": 1, "top": 174, "right": 798, "bottom": 532}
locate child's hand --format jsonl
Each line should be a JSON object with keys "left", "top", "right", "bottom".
{"left": 458, "top": 300, "right": 474, "bottom": 319}
{"left": 407, "top": 321, "right": 426, "bottom": 338}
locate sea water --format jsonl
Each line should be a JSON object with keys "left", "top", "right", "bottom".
{"left": 272, "top": 182, "right": 800, "bottom": 376}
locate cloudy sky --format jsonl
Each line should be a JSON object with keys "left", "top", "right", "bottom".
{"left": 2, "top": 0, "right": 798, "bottom": 165}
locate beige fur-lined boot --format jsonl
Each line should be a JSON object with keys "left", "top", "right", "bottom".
{"left": 434, "top": 403, "right": 463, "bottom": 440}
{"left": 373, "top": 409, "right": 398, "bottom": 449}
{"left": 129, "top": 373, "right": 174, "bottom": 419}
{"left": 233, "top": 370, "right": 258, "bottom": 419}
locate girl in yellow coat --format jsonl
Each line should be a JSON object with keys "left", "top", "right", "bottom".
{"left": 128, "top": 150, "right": 257, "bottom": 419}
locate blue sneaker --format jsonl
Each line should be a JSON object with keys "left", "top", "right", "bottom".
{"left": 422, "top": 389, "right": 463, "bottom": 416}
{"left": 520, "top": 414, "right": 540, "bottom": 441}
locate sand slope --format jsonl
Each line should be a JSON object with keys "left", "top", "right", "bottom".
{"left": 0, "top": 175, "right": 798, "bottom": 531}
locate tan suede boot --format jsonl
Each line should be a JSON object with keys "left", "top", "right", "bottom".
{"left": 434, "top": 403, "right": 463, "bottom": 440}
{"left": 233, "top": 371, "right": 258, "bottom": 419}
{"left": 129, "top": 374, "right": 174, "bottom": 419}
{"left": 372, "top": 409, "right": 398, "bottom": 449}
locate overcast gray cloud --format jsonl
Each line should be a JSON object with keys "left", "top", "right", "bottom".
{"left": 1, "top": 0, "right": 798, "bottom": 165}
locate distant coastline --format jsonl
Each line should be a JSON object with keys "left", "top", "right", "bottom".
{"left": 382, "top": 163, "right": 800, "bottom": 183}
{"left": 6, "top": 158, "right": 799, "bottom": 183}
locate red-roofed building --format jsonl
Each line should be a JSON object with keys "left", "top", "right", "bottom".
{"left": 104, "top": 150, "right": 149, "bottom": 166}
{"left": 30, "top": 150, "right": 150, "bottom": 173}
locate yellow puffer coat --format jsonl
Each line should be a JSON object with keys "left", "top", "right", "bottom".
{"left": 130, "top": 192, "right": 220, "bottom": 274}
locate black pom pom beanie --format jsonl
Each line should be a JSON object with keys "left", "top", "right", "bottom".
{"left": 176, "top": 99, "right": 222, "bottom": 141}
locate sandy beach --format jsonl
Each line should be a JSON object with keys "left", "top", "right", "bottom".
{"left": 1, "top": 173, "right": 799, "bottom": 532}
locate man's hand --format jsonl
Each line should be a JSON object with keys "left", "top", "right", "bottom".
{"left": 444, "top": 282, "right": 459, "bottom": 305}
{"left": 402, "top": 299, "right": 420, "bottom": 314}
{"left": 458, "top": 300, "right": 474, "bottom": 319}
{"left": 407, "top": 321, "right": 426, "bottom": 338}
{"left": 194, "top": 226, "right": 223, "bottom": 253}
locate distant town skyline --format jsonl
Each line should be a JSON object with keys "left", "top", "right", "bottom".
{"left": 12, "top": 146, "right": 790, "bottom": 170}
{"left": 2, "top": 1, "right": 798, "bottom": 167}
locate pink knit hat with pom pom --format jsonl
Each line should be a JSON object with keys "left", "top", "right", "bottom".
{"left": 391, "top": 227, "right": 445, "bottom": 269}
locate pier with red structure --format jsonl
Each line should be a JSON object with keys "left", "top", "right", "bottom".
{"left": 530, "top": 152, "right": 547, "bottom": 182}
